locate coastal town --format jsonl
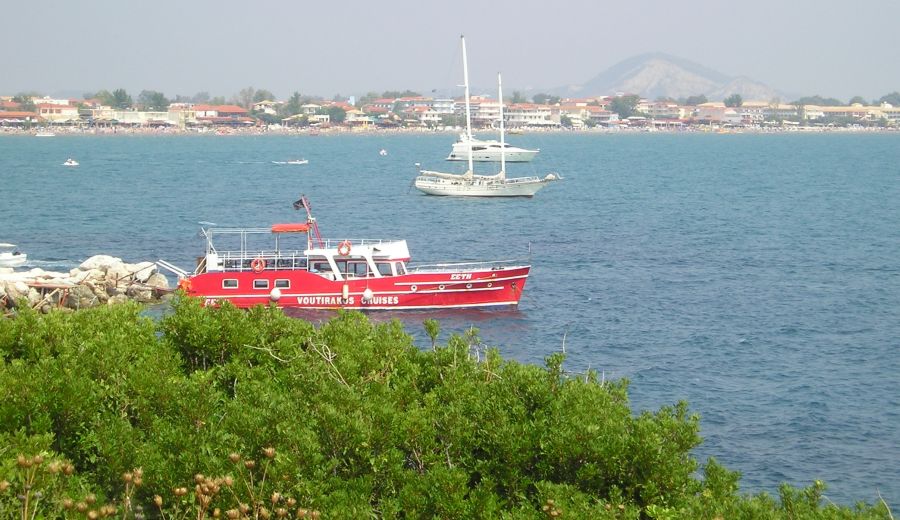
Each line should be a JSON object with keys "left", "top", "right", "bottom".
{"left": 2, "top": 88, "right": 900, "bottom": 134}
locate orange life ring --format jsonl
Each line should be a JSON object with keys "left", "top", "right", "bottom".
{"left": 250, "top": 257, "right": 266, "bottom": 273}
{"left": 337, "top": 240, "right": 352, "bottom": 256}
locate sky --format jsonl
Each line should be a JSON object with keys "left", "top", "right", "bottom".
{"left": 3, "top": 0, "right": 899, "bottom": 102}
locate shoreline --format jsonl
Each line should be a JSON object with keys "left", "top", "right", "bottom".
{"left": 2, "top": 125, "right": 898, "bottom": 137}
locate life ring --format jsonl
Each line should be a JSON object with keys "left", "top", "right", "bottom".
{"left": 250, "top": 257, "right": 266, "bottom": 273}
{"left": 337, "top": 240, "right": 352, "bottom": 256}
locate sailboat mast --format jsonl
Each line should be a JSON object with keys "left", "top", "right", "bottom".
{"left": 498, "top": 72, "right": 506, "bottom": 178}
{"left": 461, "top": 35, "right": 474, "bottom": 174}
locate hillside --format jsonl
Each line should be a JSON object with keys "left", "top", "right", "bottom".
{"left": 556, "top": 52, "right": 782, "bottom": 101}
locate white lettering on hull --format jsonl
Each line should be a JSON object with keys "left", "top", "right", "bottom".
{"left": 296, "top": 296, "right": 356, "bottom": 306}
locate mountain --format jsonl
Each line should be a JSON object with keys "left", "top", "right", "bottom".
{"left": 555, "top": 53, "right": 782, "bottom": 101}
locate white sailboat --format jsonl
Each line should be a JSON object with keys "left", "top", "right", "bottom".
{"left": 414, "top": 36, "right": 560, "bottom": 198}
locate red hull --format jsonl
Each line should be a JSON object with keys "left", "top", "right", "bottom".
{"left": 185, "top": 266, "right": 529, "bottom": 309}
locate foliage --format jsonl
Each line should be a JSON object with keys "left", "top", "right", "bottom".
{"left": 878, "top": 91, "right": 900, "bottom": 106}
{"left": 325, "top": 105, "right": 346, "bottom": 123}
{"left": 510, "top": 91, "right": 526, "bottom": 104}
{"left": 282, "top": 91, "right": 304, "bottom": 116}
{"left": 609, "top": 95, "right": 642, "bottom": 118}
{"left": 253, "top": 89, "right": 275, "bottom": 103}
{"left": 532, "top": 93, "right": 561, "bottom": 105}
{"left": 137, "top": 90, "right": 170, "bottom": 111}
{"left": 10, "top": 93, "right": 37, "bottom": 112}
{"left": 683, "top": 95, "right": 708, "bottom": 106}
{"left": 791, "top": 95, "right": 845, "bottom": 106}
{"left": 848, "top": 96, "right": 868, "bottom": 106}
{"left": 724, "top": 94, "right": 743, "bottom": 107}
{"left": 0, "top": 299, "right": 894, "bottom": 518}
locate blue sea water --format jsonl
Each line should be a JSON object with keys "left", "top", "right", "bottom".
{"left": 1, "top": 131, "right": 899, "bottom": 507}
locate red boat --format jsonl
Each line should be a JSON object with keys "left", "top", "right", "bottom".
{"left": 161, "top": 196, "right": 530, "bottom": 310}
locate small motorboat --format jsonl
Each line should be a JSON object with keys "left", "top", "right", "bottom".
{"left": 272, "top": 159, "right": 309, "bottom": 165}
{"left": 63, "top": 158, "right": 79, "bottom": 166}
{"left": 379, "top": 149, "right": 388, "bottom": 156}
{"left": 0, "top": 243, "right": 27, "bottom": 268}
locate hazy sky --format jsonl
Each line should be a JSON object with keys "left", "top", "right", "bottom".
{"left": 4, "top": 0, "right": 899, "bottom": 102}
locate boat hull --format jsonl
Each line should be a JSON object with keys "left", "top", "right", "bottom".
{"left": 414, "top": 176, "right": 550, "bottom": 197}
{"left": 184, "top": 265, "right": 529, "bottom": 310}
{"left": 447, "top": 147, "right": 538, "bottom": 162}
{"left": 0, "top": 254, "right": 27, "bottom": 268}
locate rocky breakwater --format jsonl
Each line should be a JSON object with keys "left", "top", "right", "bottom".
{"left": 0, "top": 255, "right": 170, "bottom": 313}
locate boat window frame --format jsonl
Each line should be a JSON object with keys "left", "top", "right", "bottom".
{"left": 274, "top": 279, "right": 290, "bottom": 289}
{"left": 222, "top": 279, "right": 239, "bottom": 289}
{"left": 253, "top": 279, "right": 270, "bottom": 290}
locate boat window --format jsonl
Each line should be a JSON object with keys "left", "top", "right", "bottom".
{"left": 222, "top": 279, "right": 238, "bottom": 289}
{"left": 253, "top": 279, "right": 269, "bottom": 290}
{"left": 396, "top": 262, "right": 407, "bottom": 275}
{"left": 377, "top": 262, "right": 393, "bottom": 276}
{"left": 310, "top": 262, "right": 330, "bottom": 273}
{"left": 350, "top": 262, "right": 368, "bottom": 277}
{"left": 274, "top": 279, "right": 290, "bottom": 289}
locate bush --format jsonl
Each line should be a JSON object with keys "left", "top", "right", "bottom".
{"left": 0, "top": 298, "right": 893, "bottom": 518}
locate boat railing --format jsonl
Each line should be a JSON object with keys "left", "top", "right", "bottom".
{"left": 408, "top": 259, "right": 528, "bottom": 273}
{"left": 215, "top": 249, "right": 309, "bottom": 272}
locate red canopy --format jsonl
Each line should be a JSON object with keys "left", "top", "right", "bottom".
{"left": 271, "top": 223, "right": 309, "bottom": 233}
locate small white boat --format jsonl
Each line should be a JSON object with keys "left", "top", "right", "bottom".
{"left": 63, "top": 158, "right": 79, "bottom": 166}
{"left": 272, "top": 159, "right": 309, "bottom": 165}
{"left": 35, "top": 131, "right": 56, "bottom": 137}
{"left": 379, "top": 149, "right": 388, "bottom": 156}
{"left": 0, "top": 243, "right": 27, "bottom": 268}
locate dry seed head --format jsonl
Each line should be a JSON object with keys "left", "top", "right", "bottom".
{"left": 228, "top": 452, "right": 241, "bottom": 463}
{"left": 259, "top": 507, "right": 271, "bottom": 519}
{"left": 123, "top": 472, "right": 133, "bottom": 483}
{"left": 16, "top": 455, "right": 29, "bottom": 468}
{"left": 298, "top": 508, "right": 308, "bottom": 517}
{"left": 226, "top": 510, "right": 240, "bottom": 519}
{"left": 76, "top": 502, "right": 89, "bottom": 512}
{"left": 85, "top": 493, "right": 97, "bottom": 505}
{"left": 213, "top": 507, "right": 221, "bottom": 518}
{"left": 154, "top": 495, "right": 163, "bottom": 507}
{"left": 47, "top": 461, "right": 62, "bottom": 474}
{"left": 194, "top": 473, "right": 205, "bottom": 484}
{"left": 310, "top": 511, "right": 320, "bottom": 520}
{"left": 239, "top": 503, "right": 250, "bottom": 514}
{"left": 33, "top": 454, "right": 44, "bottom": 465}
{"left": 244, "top": 460, "right": 256, "bottom": 469}
{"left": 223, "top": 475, "right": 234, "bottom": 487}
{"left": 133, "top": 476, "right": 143, "bottom": 486}
{"left": 263, "top": 447, "right": 276, "bottom": 459}
{"left": 276, "top": 507, "right": 288, "bottom": 518}
{"left": 87, "top": 511, "right": 99, "bottom": 520}
{"left": 271, "top": 491, "right": 282, "bottom": 503}
{"left": 62, "top": 498, "right": 74, "bottom": 509}
{"left": 101, "top": 504, "right": 118, "bottom": 515}
{"left": 286, "top": 497, "right": 296, "bottom": 507}
{"left": 174, "top": 487, "right": 188, "bottom": 497}
{"left": 0, "top": 480, "right": 9, "bottom": 492}
{"left": 64, "top": 463, "right": 75, "bottom": 476}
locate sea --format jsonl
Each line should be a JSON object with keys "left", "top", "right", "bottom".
{"left": 1, "top": 130, "right": 898, "bottom": 508}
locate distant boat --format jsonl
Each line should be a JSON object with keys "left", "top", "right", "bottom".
{"left": 414, "top": 36, "right": 560, "bottom": 198}
{"left": 63, "top": 158, "right": 79, "bottom": 166}
{"left": 272, "top": 159, "right": 309, "bottom": 165}
{"left": 379, "top": 149, "right": 388, "bottom": 156}
{"left": 0, "top": 243, "right": 27, "bottom": 268}
{"left": 446, "top": 133, "right": 539, "bottom": 162}
{"left": 35, "top": 131, "right": 56, "bottom": 137}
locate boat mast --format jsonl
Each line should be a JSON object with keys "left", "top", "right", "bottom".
{"left": 498, "top": 72, "right": 506, "bottom": 180}
{"left": 461, "top": 35, "right": 474, "bottom": 175}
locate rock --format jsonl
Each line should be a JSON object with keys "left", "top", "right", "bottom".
{"left": 79, "top": 255, "right": 123, "bottom": 272}
{"left": 126, "top": 285, "right": 155, "bottom": 303}
{"left": 66, "top": 285, "right": 98, "bottom": 310}
{"left": 107, "top": 294, "right": 129, "bottom": 305}
{"left": 145, "top": 272, "right": 170, "bottom": 290}
{"left": 126, "top": 262, "right": 157, "bottom": 283}
{"left": 0, "top": 267, "right": 13, "bottom": 275}
{"left": 27, "top": 288, "right": 42, "bottom": 306}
